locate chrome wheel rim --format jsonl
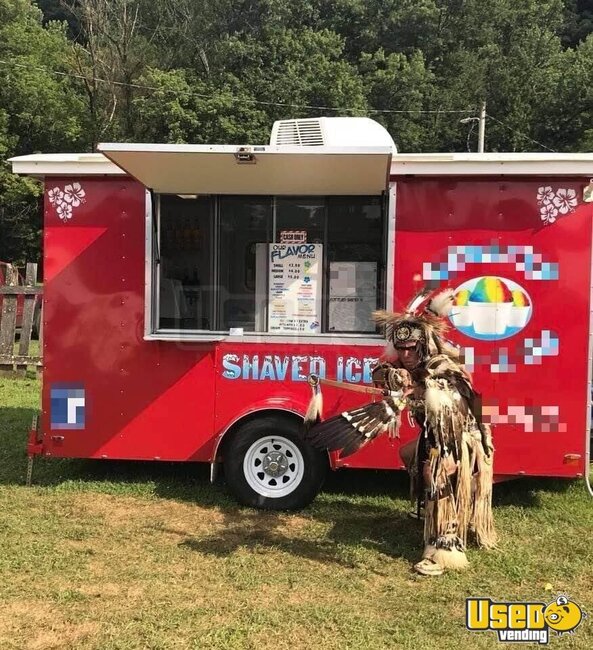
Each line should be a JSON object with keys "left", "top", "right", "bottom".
{"left": 243, "top": 435, "right": 305, "bottom": 498}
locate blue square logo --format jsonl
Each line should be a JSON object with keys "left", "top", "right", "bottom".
{"left": 50, "top": 383, "right": 86, "bottom": 430}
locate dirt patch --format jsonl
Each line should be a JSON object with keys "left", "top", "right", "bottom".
{"left": 0, "top": 601, "right": 55, "bottom": 636}
{"left": 74, "top": 493, "right": 315, "bottom": 546}
{"left": 30, "top": 622, "right": 98, "bottom": 650}
{"left": 77, "top": 582, "right": 125, "bottom": 598}
{"left": 0, "top": 601, "right": 98, "bottom": 650}
{"left": 74, "top": 492, "right": 221, "bottom": 526}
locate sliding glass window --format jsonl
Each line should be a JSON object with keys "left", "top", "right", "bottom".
{"left": 217, "top": 197, "right": 272, "bottom": 331}
{"left": 158, "top": 195, "right": 213, "bottom": 330}
{"left": 155, "top": 194, "right": 386, "bottom": 334}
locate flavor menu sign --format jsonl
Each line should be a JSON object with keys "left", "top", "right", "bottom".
{"left": 268, "top": 243, "right": 322, "bottom": 333}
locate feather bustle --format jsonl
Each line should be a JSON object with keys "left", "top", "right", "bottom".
{"left": 303, "top": 399, "right": 402, "bottom": 457}
{"left": 304, "top": 391, "right": 323, "bottom": 426}
{"left": 427, "top": 288, "right": 454, "bottom": 317}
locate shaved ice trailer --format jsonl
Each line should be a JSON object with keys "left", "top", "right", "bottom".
{"left": 9, "top": 117, "right": 593, "bottom": 508}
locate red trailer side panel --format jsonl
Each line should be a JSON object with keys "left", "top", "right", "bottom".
{"left": 42, "top": 178, "right": 217, "bottom": 461}
{"left": 390, "top": 176, "right": 591, "bottom": 477}
{"left": 40, "top": 174, "right": 591, "bottom": 479}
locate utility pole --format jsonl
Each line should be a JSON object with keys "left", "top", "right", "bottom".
{"left": 478, "top": 101, "right": 486, "bottom": 153}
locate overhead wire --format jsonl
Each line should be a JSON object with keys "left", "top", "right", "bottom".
{"left": 0, "top": 58, "right": 475, "bottom": 116}
{"left": 486, "top": 113, "right": 556, "bottom": 153}
{"left": 0, "top": 59, "right": 558, "bottom": 151}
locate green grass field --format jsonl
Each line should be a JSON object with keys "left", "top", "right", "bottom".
{"left": 1, "top": 373, "right": 592, "bottom": 649}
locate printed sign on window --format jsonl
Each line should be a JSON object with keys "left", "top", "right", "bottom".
{"left": 279, "top": 230, "right": 307, "bottom": 244}
{"left": 268, "top": 243, "right": 322, "bottom": 333}
{"left": 329, "top": 261, "right": 377, "bottom": 332}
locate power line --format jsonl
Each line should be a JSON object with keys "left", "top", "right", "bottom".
{"left": 486, "top": 113, "right": 556, "bottom": 153}
{"left": 0, "top": 59, "right": 476, "bottom": 116}
{"left": 2, "top": 58, "right": 558, "bottom": 152}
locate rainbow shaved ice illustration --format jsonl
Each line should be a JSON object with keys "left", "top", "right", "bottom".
{"left": 448, "top": 275, "right": 533, "bottom": 339}
{"left": 468, "top": 276, "right": 513, "bottom": 335}
{"left": 455, "top": 289, "right": 470, "bottom": 305}
{"left": 509, "top": 289, "right": 531, "bottom": 327}
{"left": 511, "top": 289, "right": 529, "bottom": 307}
{"left": 451, "top": 289, "right": 473, "bottom": 327}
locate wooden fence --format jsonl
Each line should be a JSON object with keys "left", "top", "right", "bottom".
{"left": 0, "top": 263, "right": 42, "bottom": 376}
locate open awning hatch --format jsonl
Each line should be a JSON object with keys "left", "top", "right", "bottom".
{"left": 97, "top": 143, "right": 392, "bottom": 195}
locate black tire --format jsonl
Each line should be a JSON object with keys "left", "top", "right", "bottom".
{"left": 224, "top": 415, "right": 327, "bottom": 510}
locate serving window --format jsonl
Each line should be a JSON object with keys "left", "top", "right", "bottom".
{"left": 153, "top": 194, "right": 387, "bottom": 335}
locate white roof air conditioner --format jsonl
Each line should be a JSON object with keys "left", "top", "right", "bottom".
{"left": 270, "top": 117, "right": 397, "bottom": 153}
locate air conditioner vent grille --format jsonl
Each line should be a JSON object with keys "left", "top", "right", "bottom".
{"left": 272, "top": 119, "right": 324, "bottom": 146}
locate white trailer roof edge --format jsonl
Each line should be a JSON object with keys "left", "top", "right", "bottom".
{"left": 9, "top": 153, "right": 125, "bottom": 178}
{"left": 10, "top": 151, "right": 593, "bottom": 182}
{"left": 392, "top": 153, "right": 593, "bottom": 176}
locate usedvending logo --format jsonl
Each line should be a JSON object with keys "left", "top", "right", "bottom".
{"left": 466, "top": 595, "right": 586, "bottom": 644}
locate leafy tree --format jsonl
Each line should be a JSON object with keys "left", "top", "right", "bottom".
{"left": 213, "top": 27, "right": 368, "bottom": 124}
{"left": 561, "top": 0, "right": 593, "bottom": 47}
{"left": 131, "top": 68, "right": 270, "bottom": 144}
{"left": 58, "top": 0, "right": 159, "bottom": 144}
{"left": 35, "top": 0, "right": 81, "bottom": 39}
{"left": 0, "top": 0, "right": 86, "bottom": 264}
{"left": 132, "top": 27, "right": 367, "bottom": 144}
{"left": 419, "top": 0, "right": 568, "bottom": 151}
{"left": 360, "top": 49, "right": 436, "bottom": 152}
{"left": 535, "top": 33, "right": 593, "bottom": 151}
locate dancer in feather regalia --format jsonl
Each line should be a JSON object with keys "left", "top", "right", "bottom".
{"left": 304, "top": 289, "right": 497, "bottom": 576}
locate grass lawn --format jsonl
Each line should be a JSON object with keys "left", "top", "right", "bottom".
{"left": 1, "top": 373, "right": 592, "bottom": 649}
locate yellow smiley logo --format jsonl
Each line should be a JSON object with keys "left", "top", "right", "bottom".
{"left": 543, "top": 596, "right": 583, "bottom": 634}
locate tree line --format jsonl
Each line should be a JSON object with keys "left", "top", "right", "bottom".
{"left": 2, "top": 0, "right": 593, "bottom": 263}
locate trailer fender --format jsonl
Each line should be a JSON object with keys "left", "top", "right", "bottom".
{"left": 211, "top": 397, "right": 308, "bottom": 465}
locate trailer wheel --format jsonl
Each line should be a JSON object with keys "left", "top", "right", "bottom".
{"left": 224, "top": 416, "right": 327, "bottom": 510}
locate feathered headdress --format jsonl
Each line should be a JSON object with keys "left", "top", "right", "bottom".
{"left": 373, "top": 288, "right": 458, "bottom": 362}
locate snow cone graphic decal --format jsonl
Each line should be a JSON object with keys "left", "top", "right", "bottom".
{"left": 450, "top": 276, "right": 532, "bottom": 341}
{"left": 451, "top": 289, "right": 472, "bottom": 327}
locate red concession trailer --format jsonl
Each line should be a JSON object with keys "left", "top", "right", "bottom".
{"left": 9, "top": 117, "right": 593, "bottom": 508}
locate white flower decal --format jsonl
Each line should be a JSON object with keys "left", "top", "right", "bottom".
{"left": 48, "top": 187, "right": 64, "bottom": 206}
{"left": 540, "top": 203, "right": 558, "bottom": 225}
{"left": 63, "top": 182, "right": 86, "bottom": 207}
{"left": 552, "top": 188, "right": 577, "bottom": 214}
{"left": 47, "top": 182, "right": 86, "bottom": 221}
{"left": 537, "top": 186, "right": 554, "bottom": 205}
{"left": 537, "top": 186, "right": 578, "bottom": 225}
{"left": 56, "top": 203, "right": 73, "bottom": 220}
